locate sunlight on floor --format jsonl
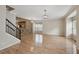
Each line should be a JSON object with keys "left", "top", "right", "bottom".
{"left": 35, "top": 34, "right": 43, "bottom": 47}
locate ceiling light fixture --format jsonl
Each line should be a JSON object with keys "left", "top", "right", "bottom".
{"left": 43, "top": 9, "right": 48, "bottom": 20}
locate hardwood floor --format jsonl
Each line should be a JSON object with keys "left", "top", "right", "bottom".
{"left": 0, "top": 33, "right": 76, "bottom": 54}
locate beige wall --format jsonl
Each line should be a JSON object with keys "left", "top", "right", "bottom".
{"left": 76, "top": 6, "right": 79, "bottom": 48}
{"left": 43, "top": 18, "right": 65, "bottom": 36}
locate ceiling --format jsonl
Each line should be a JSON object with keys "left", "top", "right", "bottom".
{"left": 11, "top": 5, "right": 72, "bottom": 21}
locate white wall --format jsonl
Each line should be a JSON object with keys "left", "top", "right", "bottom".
{"left": 0, "top": 6, "right": 6, "bottom": 43}
{"left": 0, "top": 5, "right": 20, "bottom": 50}
{"left": 43, "top": 19, "right": 65, "bottom": 36}
{"left": 6, "top": 10, "right": 16, "bottom": 25}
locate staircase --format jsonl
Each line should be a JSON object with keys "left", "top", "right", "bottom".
{"left": 6, "top": 19, "right": 21, "bottom": 40}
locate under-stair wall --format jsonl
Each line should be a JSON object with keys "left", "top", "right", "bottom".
{"left": 0, "top": 5, "right": 20, "bottom": 50}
